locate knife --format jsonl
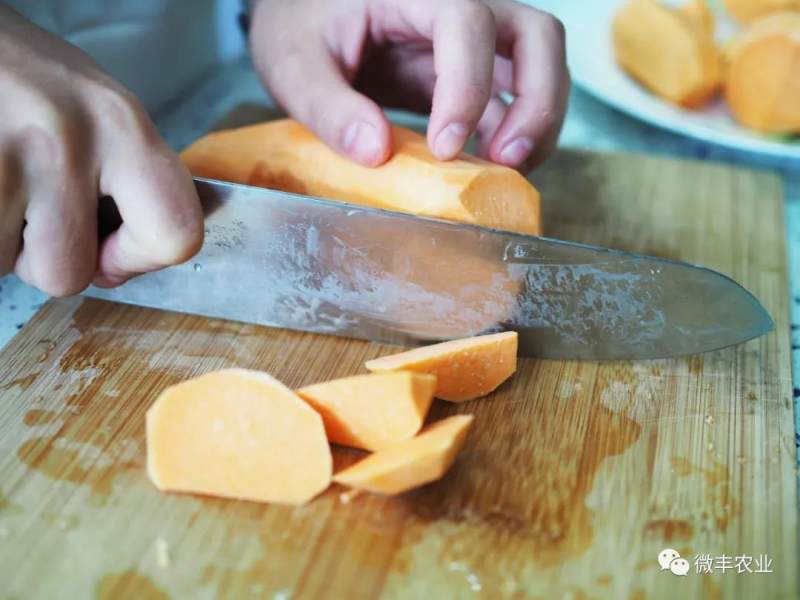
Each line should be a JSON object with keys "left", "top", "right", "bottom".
{"left": 84, "top": 178, "right": 773, "bottom": 360}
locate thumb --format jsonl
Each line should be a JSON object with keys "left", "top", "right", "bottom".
{"left": 255, "top": 43, "right": 392, "bottom": 167}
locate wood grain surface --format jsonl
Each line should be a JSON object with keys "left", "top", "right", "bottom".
{"left": 0, "top": 149, "right": 795, "bottom": 600}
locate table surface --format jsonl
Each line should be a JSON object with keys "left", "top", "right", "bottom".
{"left": 1, "top": 57, "right": 797, "bottom": 459}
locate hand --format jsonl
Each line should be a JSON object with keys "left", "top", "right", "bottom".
{"left": 0, "top": 5, "right": 203, "bottom": 296}
{"left": 250, "top": 0, "right": 569, "bottom": 172}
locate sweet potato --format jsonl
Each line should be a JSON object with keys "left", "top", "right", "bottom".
{"left": 333, "top": 415, "right": 474, "bottom": 495}
{"left": 180, "top": 119, "right": 541, "bottom": 235}
{"left": 724, "top": 0, "right": 800, "bottom": 22}
{"left": 296, "top": 372, "right": 437, "bottom": 451}
{"left": 613, "top": 0, "right": 722, "bottom": 108}
{"left": 725, "top": 12, "right": 800, "bottom": 132}
{"left": 146, "top": 369, "right": 332, "bottom": 505}
{"left": 365, "top": 331, "right": 518, "bottom": 402}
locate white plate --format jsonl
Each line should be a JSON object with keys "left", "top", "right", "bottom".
{"left": 531, "top": 0, "right": 800, "bottom": 161}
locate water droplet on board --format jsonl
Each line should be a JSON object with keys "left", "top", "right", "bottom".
{"left": 193, "top": 263, "right": 203, "bottom": 273}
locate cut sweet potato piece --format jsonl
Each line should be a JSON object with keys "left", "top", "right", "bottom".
{"left": 724, "top": 12, "right": 800, "bottom": 133}
{"left": 724, "top": 0, "right": 800, "bottom": 22}
{"left": 296, "top": 372, "right": 437, "bottom": 451}
{"left": 180, "top": 119, "right": 541, "bottom": 235}
{"left": 365, "top": 331, "right": 518, "bottom": 402}
{"left": 613, "top": 0, "right": 722, "bottom": 108}
{"left": 333, "top": 415, "right": 474, "bottom": 495}
{"left": 146, "top": 369, "right": 332, "bottom": 505}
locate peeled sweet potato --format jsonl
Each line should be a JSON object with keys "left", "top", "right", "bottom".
{"left": 296, "top": 372, "right": 436, "bottom": 451}
{"left": 365, "top": 331, "right": 518, "bottom": 402}
{"left": 725, "top": 12, "right": 800, "bottom": 133}
{"left": 724, "top": 0, "right": 800, "bottom": 22}
{"left": 180, "top": 119, "right": 541, "bottom": 235}
{"left": 613, "top": 0, "right": 722, "bottom": 108}
{"left": 333, "top": 415, "right": 474, "bottom": 495}
{"left": 146, "top": 369, "right": 332, "bottom": 505}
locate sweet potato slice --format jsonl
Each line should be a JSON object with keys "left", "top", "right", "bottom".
{"left": 725, "top": 12, "right": 800, "bottom": 132}
{"left": 146, "top": 369, "right": 332, "bottom": 505}
{"left": 333, "top": 415, "right": 474, "bottom": 495}
{"left": 365, "top": 331, "right": 518, "bottom": 402}
{"left": 296, "top": 372, "right": 437, "bottom": 451}
{"left": 180, "top": 119, "right": 541, "bottom": 235}
{"left": 724, "top": 0, "right": 800, "bottom": 22}
{"left": 613, "top": 0, "right": 722, "bottom": 108}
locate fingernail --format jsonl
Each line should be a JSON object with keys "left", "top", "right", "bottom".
{"left": 499, "top": 137, "right": 534, "bottom": 166}
{"left": 434, "top": 122, "right": 469, "bottom": 159}
{"left": 343, "top": 121, "right": 382, "bottom": 165}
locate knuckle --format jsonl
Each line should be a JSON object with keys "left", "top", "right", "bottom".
{"left": 17, "top": 120, "right": 70, "bottom": 170}
{"left": 90, "top": 82, "right": 157, "bottom": 143}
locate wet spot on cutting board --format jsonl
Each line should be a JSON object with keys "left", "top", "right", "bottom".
{"left": 670, "top": 457, "right": 738, "bottom": 531}
{"left": 16, "top": 436, "right": 137, "bottom": 497}
{"left": 0, "top": 372, "right": 40, "bottom": 392}
{"left": 95, "top": 570, "right": 169, "bottom": 600}
{"left": 644, "top": 519, "right": 694, "bottom": 542}
{"left": 385, "top": 396, "right": 642, "bottom": 593}
{"left": 23, "top": 409, "right": 60, "bottom": 427}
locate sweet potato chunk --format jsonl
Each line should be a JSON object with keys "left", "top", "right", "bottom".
{"left": 365, "top": 332, "right": 518, "bottom": 402}
{"left": 333, "top": 415, "right": 474, "bottom": 495}
{"left": 725, "top": 12, "right": 800, "bottom": 133}
{"left": 296, "top": 372, "right": 437, "bottom": 451}
{"left": 146, "top": 369, "right": 332, "bottom": 505}
{"left": 613, "top": 0, "right": 722, "bottom": 108}
{"left": 180, "top": 119, "right": 541, "bottom": 235}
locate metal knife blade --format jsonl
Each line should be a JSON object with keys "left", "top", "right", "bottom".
{"left": 84, "top": 178, "right": 774, "bottom": 360}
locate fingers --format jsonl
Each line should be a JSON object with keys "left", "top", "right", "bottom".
{"left": 8, "top": 125, "right": 98, "bottom": 296}
{"left": 486, "top": 3, "right": 570, "bottom": 169}
{"left": 426, "top": 1, "right": 497, "bottom": 159}
{"left": 261, "top": 46, "right": 391, "bottom": 167}
{"left": 475, "top": 95, "right": 508, "bottom": 158}
{"left": 95, "top": 138, "right": 203, "bottom": 287}
{"left": 252, "top": 2, "right": 392, "bottom": 167}
{"left": 14, "top": 176, "right": 98, "bottom": 297}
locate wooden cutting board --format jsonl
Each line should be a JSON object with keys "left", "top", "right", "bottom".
{"left": 0, "top": 149, "right": 795, "bottom": 600}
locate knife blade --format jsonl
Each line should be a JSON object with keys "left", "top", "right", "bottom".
{"left": 84, "top": 177, "right": 773, "bottom": 360}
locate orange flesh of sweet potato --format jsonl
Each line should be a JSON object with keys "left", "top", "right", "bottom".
{"left": 180, "top": 119, "right": 541, "bottom": 235}
{"left": 724, "top": 0, "right": 800, "bottom": 22}
{"left": 679, "top": 0, "right": 716, "bottom": 35}
{"left": 725, "top": 12, "right": 800, "bottom": 132}
{"left": 613, "top": 0, "right": 722, "bottom": 108}
{"left": 365, "top": 331, "right": 518, "bottom": 402}
{"left": 146, "top": 369, "right": 332, "bottom": 505}
{"left": 296, "top": 372, "right": 437, "bottom": 451}
{"left": 332, "top": 415, "right": 474, "bottom": 495}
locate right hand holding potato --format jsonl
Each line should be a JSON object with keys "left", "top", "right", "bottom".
{"left": 0, "top": 5, "right": 203, "bottom": 296}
